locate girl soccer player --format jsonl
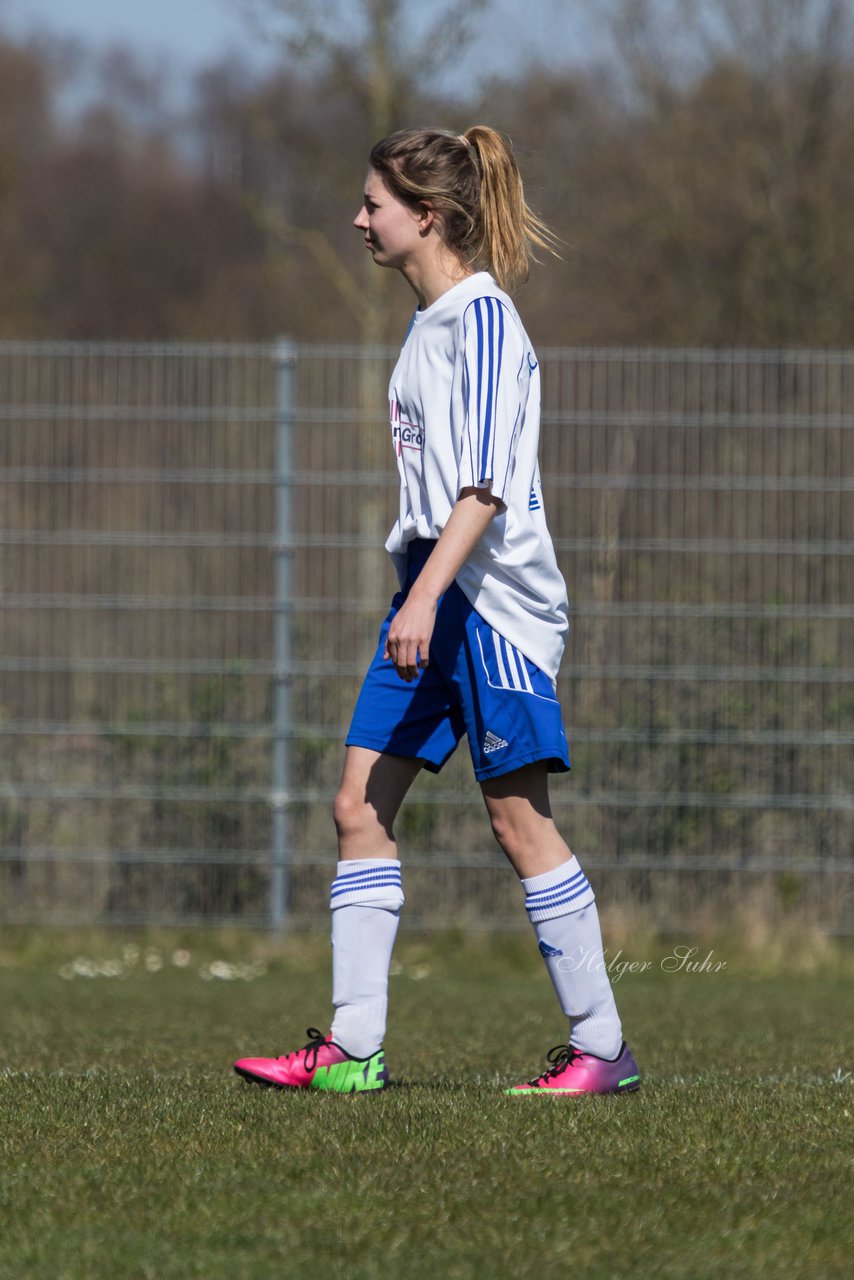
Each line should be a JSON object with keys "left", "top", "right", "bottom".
{"left": 235, "top": 126, "right": 640, "bottom": 1095}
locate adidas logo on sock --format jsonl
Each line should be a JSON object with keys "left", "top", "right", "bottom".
{"left": 538, "top": 939, "right": 564, "bottom": 958}
{"left": 483, "top": 730, "right": 509, "bottom": 754}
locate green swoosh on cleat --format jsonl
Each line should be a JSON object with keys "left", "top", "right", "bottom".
{"left": 311, "top": 1052, "right": 385, "bottom": 1092}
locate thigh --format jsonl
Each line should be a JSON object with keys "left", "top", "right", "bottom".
{"left": 480, "top": 761, "right": 573, "bottom": 878}
{"left": 480, "top": 760, "right": 553, "bottom": 819}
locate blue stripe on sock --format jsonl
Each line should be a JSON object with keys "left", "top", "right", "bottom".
{"left": 332, "top": 871, "right": 402, "bottom": 885}
{"left": 331, "top": 875, "right": 402, "bottom": 899}
{"left": 333, "top": 865, "right": 401, "bottom": 881}
{"left": 331, "top": 874, "right": 402, "bottom": 889}
{"left": 524, "top": 870, "right": 588, "bottom": 903}
{"left": 525, "top": 878, "right": 590, "bottom": 907}
{"left": 525, "top": 882, "right": 592, "bottom": 913}
{"left": 525, "top": 868, "right": 585, "bottom": 893}
{"left": 526, "top": 889, "right": 590, "bottom": 914}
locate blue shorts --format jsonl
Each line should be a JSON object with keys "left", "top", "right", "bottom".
{"left": 346, "top": 539, "right": 571, "bottom": 781}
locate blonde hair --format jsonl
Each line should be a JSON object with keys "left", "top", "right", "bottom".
{"left": 368, "top": 125, "right": 559, "bottom": 293}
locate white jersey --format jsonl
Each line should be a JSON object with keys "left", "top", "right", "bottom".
{"left": 385, "top": 271, "right": 568, "bottom": 681}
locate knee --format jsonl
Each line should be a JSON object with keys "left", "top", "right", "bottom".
{"left": 333, "top": 784, "right": 388, "bottom": 846}
{"left": 333, "top": 785, "right": 368, "bottom": 842}
{"left": 487, "top": 803, "right": 555, "bottom": 862}
{"left": 488, "top": 808, "right": 519, "bottom": 858}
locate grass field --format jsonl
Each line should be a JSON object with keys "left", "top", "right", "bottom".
{"left": 1, "top": 926, "right": 851, "bottom": 1280}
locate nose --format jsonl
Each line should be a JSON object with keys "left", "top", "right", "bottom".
{"left": 354, "top": 206, "right": 369, "bottom": 231}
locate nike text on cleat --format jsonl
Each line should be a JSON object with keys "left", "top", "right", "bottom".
{"left": 234, "top": 1027, "right": 388, "bottom": 1093}
{"left": 506, "top": 1040, "right": 641, "bottom": 1095}
{"left": 483, "top": 730, "right": 509, "bottom": 754}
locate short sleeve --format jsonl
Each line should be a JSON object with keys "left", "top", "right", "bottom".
{"left": 458, "top": 297, "right": 527, "bottom": 503}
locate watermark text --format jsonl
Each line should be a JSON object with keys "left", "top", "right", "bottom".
{"left": 553, "top": 945, "right": 727, "bottom": 982}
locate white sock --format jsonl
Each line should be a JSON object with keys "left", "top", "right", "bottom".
{"left": 521, "top": 857, "right": 623, "bottom": 1059}
{"left": 329, "top": 858, "right": 403, "bottom": 1059}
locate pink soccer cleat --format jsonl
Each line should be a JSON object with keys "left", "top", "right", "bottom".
{"left": 234, "top": 1027, "right": 388, "bottom": 1093}
{"left": 506, "top": 1040, "right": 641, "bottom": 1095}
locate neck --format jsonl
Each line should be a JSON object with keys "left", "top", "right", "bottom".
{"left": 402, "top": 251, "right": 475, "bottom": 310}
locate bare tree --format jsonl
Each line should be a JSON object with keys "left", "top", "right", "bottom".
{"left": 237, "top": 0, "right": 488, "bottom": 345}
{"left": 235, "top": 0, "right": 489, "bottom": 604}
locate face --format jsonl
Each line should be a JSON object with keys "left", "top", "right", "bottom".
{"left": 354, "top": 168, "right": 427, "bottom": 270}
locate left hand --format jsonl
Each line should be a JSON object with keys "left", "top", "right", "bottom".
{"left": 384, "top": 590, "right": 437, "bottom": 682}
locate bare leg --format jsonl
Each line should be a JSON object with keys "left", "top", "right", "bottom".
{"left": 480, "top": 761, "right": 573, "bottom": 878}
{"left": 333, "top": 745, "right": 423, "bottom": 861}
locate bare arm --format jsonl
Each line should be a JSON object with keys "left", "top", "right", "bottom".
{"left": 384, "top": 487, "right": 503, "bottom": 682}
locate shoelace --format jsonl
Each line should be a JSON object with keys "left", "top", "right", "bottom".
{"left": 529, "top": 1043, "right": 582, "bottom": 1087}
{"left": 300, "top": 1027, "right": 330, "bottom": 1073}
{"left": 277, "top": 1027, "right": 329, "bottom": 1074}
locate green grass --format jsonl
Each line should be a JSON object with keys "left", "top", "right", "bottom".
{"left": 0, "top": 929, "right": 851, "bottom": 1279}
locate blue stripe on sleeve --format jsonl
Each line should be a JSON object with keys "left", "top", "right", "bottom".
{"left": 477, "top": 299, "right": 505, "bottom": 486}
{"left": 481, "top": 300, "right": 495, "bottom": 481}
{"left": 481, "top": 299, "right": 504, "bottom": 484}
{"left": 494, "top": 304, "right": 505, "bottom": 478}
{"left": 475, "top": 300, "right": 485, "bottom": 474}
{"left": 462, "top": 296, "right": 521, "bottom": 497}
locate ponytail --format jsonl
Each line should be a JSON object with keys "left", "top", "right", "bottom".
{"left": 462, "top": 126, "right": 559, "bottom": 292}
{"left": 369, "top": 125, "right": 559, "bottom": 293}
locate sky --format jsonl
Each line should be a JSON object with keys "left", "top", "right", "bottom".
{"left": 3, "top": 0, "right": 272, "bottom": 71}
{"left": 2, "top": 0, "right": 599, "bottom": 86}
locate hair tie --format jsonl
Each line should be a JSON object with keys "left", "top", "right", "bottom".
{"left": 457, "top": 133, "right": 479, "bottom": 173}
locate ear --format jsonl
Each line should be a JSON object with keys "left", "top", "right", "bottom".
{"left": 417, "top": 201, "right": 437, "bottom": 235}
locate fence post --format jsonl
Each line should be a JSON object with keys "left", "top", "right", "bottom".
{"left": 271, "top": 338, "right": 297, "bottom": 930}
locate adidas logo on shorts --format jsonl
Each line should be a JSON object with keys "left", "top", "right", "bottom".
{"left": 483, "top": 730, "right": 509, "bottom": 754}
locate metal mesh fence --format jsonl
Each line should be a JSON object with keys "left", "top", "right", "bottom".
{"left": 1, "top": 341, "right": 852, "bottom": 930}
